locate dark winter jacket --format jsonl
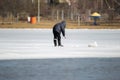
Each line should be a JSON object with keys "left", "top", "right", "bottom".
{"left": 53, "top": 21, "right": 66, "bottom": 36}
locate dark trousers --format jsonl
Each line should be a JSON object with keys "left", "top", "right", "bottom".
{"left": 53, "top": 31, "right": 61, "bottom": 46}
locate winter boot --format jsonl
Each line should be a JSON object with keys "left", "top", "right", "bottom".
{"left": 58, "top": 39, "right": 63, "bottom": 47}
{"left": 54, "top": 39, "right": 57, "bottom": 47}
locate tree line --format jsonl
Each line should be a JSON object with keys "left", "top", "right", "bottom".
{"left": 0, "top": 0, "right": 120, "bottom": 21}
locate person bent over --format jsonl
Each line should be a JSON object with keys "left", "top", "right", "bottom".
{"left": 52, "top": 21, "right": 66, "bottom": 47}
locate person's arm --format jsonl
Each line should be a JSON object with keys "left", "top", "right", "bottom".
{"left": 61, "top": 26, "right": 65, "bottom": 37}
{"left": 61, "top": 21, "right": 66, "bottom": 37}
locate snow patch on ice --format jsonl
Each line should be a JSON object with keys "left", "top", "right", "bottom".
{"left": 88, "top": 41, "right": 98, "bottom": 47}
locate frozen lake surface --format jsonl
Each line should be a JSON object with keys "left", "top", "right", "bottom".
{"left": 0, "top": 29, "right": 120, "bottom": 80}
{"left": 0, "top": 58, "right": 120, "bottom": 80}
{"left": 0, "top": 29, "right": 120, "bottom": 59}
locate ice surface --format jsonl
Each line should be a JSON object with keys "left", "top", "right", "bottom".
{"left": 0, "top": 29, "right": 120, "bottom": 60}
